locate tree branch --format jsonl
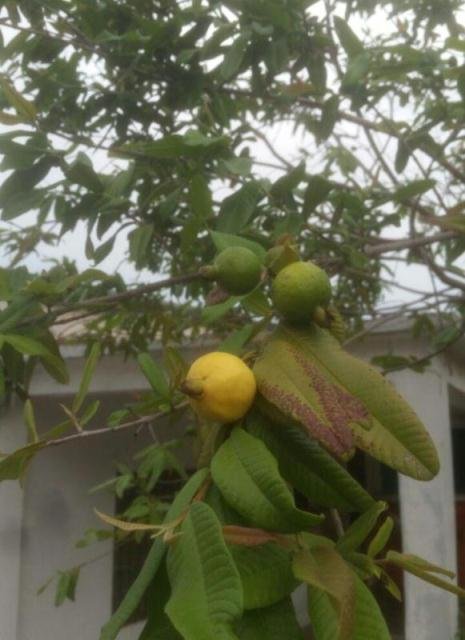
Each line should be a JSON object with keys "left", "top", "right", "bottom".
{"left": 55, "top": 272, "right": 203, "bottom": 314}
{"left": 47, "top": 402, "right": 188, "bottom": 448}
{"left": 366, "top": 231, "right": 458, "bottom": 256}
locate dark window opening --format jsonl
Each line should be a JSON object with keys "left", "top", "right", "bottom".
{"left": 347, "top": 451, "right": 404, "bottom": 638}
{"left": 112, "top": 472, "right": 186, "bottom": 626}
{"left": 451, "top": 405, "right": 465, "bottom": 622}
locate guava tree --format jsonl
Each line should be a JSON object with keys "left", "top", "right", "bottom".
{"left": 1, "top": 0, "right": 465, "bottom": 638}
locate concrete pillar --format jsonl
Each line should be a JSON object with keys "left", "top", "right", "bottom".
{"left": 0, "top": 399, "right": 25, "bottom": 640}
{"left": 391, "top": 367, "right": 458, "bottom": 640}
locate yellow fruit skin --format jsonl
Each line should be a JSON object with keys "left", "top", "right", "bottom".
{"left": 185, "top": 352, "right": 257, "bottom": 423}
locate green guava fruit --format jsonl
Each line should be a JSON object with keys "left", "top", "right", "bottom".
{"left": 272, "top": 261, "right": 331, "bottom": 325}
{"left": 213, "top": 246, "right": 263, "bottom": 295}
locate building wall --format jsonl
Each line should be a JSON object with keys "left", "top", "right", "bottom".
{"left": 0, "top": 338, "right": 462, "bottom": 640}
{"left": 0, "top": 399, "right": 25, "bottom": 640}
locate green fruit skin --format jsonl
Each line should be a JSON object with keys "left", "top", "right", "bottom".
{"left": 214, "top": 246, "right": 262, "bottom": 295}
{"left": 264, "top": 245, "right": 300, "bottom": 275}
{"left": 272, "top": 261, "right": 331, "bottom": 325}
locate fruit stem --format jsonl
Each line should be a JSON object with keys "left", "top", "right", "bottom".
{"left": 199, "top": 265, "right": 218, "bottom": 280}
{"left": 180, "top": 379, "right": 204, "bottom": 398}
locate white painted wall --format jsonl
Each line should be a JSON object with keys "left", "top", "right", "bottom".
{"left": 0, "top": 399, "right": 25, "bottom": 640}
{"left": 393, "top": 366, "right": 458, "bottom": 640}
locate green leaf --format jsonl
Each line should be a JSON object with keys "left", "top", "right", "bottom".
{"left": 394, "top": 179, "right": 435, "bottom": 201}
{"left": 210, "top": 230, "right": 266, "bottom": 260}
{"left": 73, "top": 343, "right": 101, "bottom": 413}
{"left": 80, "top": 400, "right": 101, "bottom": 427}
{"left": 166, "top": 502, "right": 243, "bottom": 640}
{"left": 308, "top": 571, "right": 390, "bottom": 640}
{"left": 318, "top": 96, "right": 339, "bottom": 141}
{"left": 333, "top": 17, "right": 364, "bottom": 58}
{"left": 55, "top": 567, "right": 80, "bottom": 607}
{"left": 230, "top": 543, "right": 297, "bottom": 610}
{"left": 253, "top": 329, "right": 367, "bottom": 459}
{"left": 293, "top": 546, "right": 356, "bottom": 640}
{"left": 217, "top": 183, "right": 262, "bottom": 233}
{"left": 218, "top": 324, "right": 255, "bottom": 355}
{"left": 367, "top": 517, "right": 394, "bottom": 558}
{"left": 202, "top": 297, "right": 238, "bottom": 324}
{"left": 3, "top": 333, "right": 54, "bottom": 357}
{"left": 235, "top": 598, "right": 304, "bottom": 640}
{"left": 64, "top": 152, "right": 103, "bottom": 192}
{"left": 395, "top": 139, "right": 411, "bottom": 173}
{"left": 129, "top": 225, "right": 153, "bottom": 269}
{"left": 0, "top": 77, "right": 37, "bottom": 121}
{"left": 385, "top": 551, "right": 465, "bottom": 599}
{"left": 342, "top": 52, "right": 370, "bottom": 89}
{"left": 211, "top": 428, "right": 323, "bottom": 532}
{"left": 115, "top": 132, "right": 228, "bottom": 159}
{"left": 222, "top": 157, "right": 252, "bottom": 177}
{"left": 303, "top": 176, "right": 333, "bottom": 214}
{"left": 189, "top": 174, "right": 212, "bottom": 220}
{"left": 241, "top": 289, "right": 272, "bottom": 316}
{"left": 0, "top": 442, "right": 46, "bottom": 482}
{"left": 246, "top": 412, "right": 375, "bottom": 513}
{"left": 100, "top": 469, "right": 209, "bottom": 640}
{"left": 139, "top": 563, "right": 182, "bottom": 640}
{"left": 270, "top": 163, "right": 306, "bottom": 201}
{"left": 137, "top": 353, "right": 170, "bottom": 401}
{"left": 254, "top": 325, "right": 439, "bottom": 480}
{"left": 220, "top": 35, "right": 248, "bottom": 80}
{"left": 336, "top": 502, "right": 387, "bottom": 554}
{"left": 24, "top": 399, "right": 39, "bottom": 443}
{"left": 34, "top": 330, "right": 69, "bottom": 385}
{"left": 445, "top": 36, "right": 465, "bottom": 52}
{"left": 2, "top": 332, "right": 68, "bottom": 384}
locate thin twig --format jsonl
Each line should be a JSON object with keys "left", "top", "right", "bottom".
{"left": 46, "top": 402, "right": 189, "bottom": 448}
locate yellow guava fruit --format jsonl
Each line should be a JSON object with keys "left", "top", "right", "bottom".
{"left": 272, "top": 260, "right": 331, "bottom": 325}
{"left": 182, "top": 351, "right": 257, "bottom": 423}
{"left": 213, "top": 246, "right": 263, "bottom": 295}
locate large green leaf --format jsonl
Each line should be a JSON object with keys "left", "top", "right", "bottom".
{"left": 333, "top": 17, "right": 365, "bottom": 59}
{"left": 100, "top": 469, "right": 209, "bottom": 640}
{"left": 217, "top": 182, "right": 262, "bottom": 233}
{"left": 211, "top": 428, "right": 323, "bottom": 532}
{"left": 166, "top": 502, "right": 243, "bottom": 640}
{"left": 246, "top": 412, "right": 375, "bottom": 513}
{"left": 308, "top": 573, "right": 391, "bottom": 640}
{"left": 235, "top": 598, "right": 304, "bottom": 640}
{"left": 139, "top": 563, "right": 182, "bottom": 640}
{"left": 254, "top": 325, "right": 439, "bottom": 479}
{"left": 293, "top": 546, "right": 356, "bottom": 640}
{"left": 253, "top": 328, "right": 369, "bottom": 459}
{"left": 229, "top": 543, "right": 297, "bottom": 610}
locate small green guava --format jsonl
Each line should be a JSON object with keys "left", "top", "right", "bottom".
{"left": 272, "top": 260, "right": 331, "bottom": 325}
{"left": 213, "top": 246, "right": 263, "bottom": 295}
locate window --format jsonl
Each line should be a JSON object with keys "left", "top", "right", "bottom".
{"left": 112, "top": 472, "right": 186, "bottom": 626}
